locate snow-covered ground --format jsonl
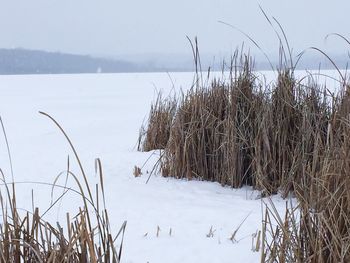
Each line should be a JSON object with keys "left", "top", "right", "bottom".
{"left": 0, "top": 71, "right": 341, "bottom": 262}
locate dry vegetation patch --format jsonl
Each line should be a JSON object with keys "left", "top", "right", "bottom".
{"left": 0, "top": 113, "right": 126, "bottom": 263}
{"left": 139, "top": 49, "right": 350, "bottom": 261}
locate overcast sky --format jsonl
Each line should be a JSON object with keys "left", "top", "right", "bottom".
{"left": 0, "top": 1, "right": 349, "bottom": 60}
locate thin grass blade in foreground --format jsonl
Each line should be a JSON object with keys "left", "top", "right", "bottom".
{"left": 0, "top": 112, "right": 127, "bottom": 262}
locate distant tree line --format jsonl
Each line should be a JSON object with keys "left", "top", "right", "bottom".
{"left": 0, "top": 48, "right": 139, "bottom": 74}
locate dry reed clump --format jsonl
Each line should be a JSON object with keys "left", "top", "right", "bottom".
{"left": 141, "top": 62, "right": 338, "bottom": 197}
{"left": 138, "top": 93, "right": 177, "bottom": 151}
{"left": 262, "top": 81, "right": 350, "bottom": 262}
{"left": 262, "top": 131, "right": 350, "bottom": 262}
{"left": 0, "top": 113, "right": 126, "bottom": 263}
{"left": 138, "top": 47, "right": 350, "bottom": 261}
{"left": 160, "top": 55, "right": 263, "bottom": 188}
{"left": 254, "top": 72, "right": 331, "bottom": 196}
{"left": 251, "top": 69, "right": 302, "bottom": 196}
{"left": 144, "top": 55, "right": 313, "bottom": 195}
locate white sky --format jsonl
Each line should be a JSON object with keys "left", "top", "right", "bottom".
{"left": 0, "top": 1, "right": 349, "bottom": 58}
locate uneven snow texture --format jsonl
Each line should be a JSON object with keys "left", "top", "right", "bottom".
{"left": 0, "top": 71, "right": 331, "bottom": 262}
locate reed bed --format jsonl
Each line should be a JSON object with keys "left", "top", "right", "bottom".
{"left": 139, "top": 48, "right": 350, "bottom": 261}
{"left": 138, "top": 93, "right": 177, "bottom": 151}
{"left": 262, "top": 83, "right": 350, "bottom": 263}
{"left": 154, "top": 55, "right": 263, "bottom": 188}
{"left": 139, "top": 53, "right": 312, "bottom": 195}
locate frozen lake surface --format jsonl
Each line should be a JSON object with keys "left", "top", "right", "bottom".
{"left": 0, "top": 70, "right": 342, "bottom": 262}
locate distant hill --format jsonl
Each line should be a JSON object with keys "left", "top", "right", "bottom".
{"left": 0, "top": 48, "right": 140, "bottom": 74}
{"left": 0, "top": 48, "right": 347, "bottom": 75}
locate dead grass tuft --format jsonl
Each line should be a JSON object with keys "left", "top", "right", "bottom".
{"left": 0, "top": 113, "right": 126, "bottom": 263}
{"left": 138, "top": 93, "right": 177, "bottom": 151}
{"left": 139, "top": 38, "right": 350, "bottom": 262}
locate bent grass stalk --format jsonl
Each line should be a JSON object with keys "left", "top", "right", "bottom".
{"left": 0, "top": 112, "right": 127, "bottom": 262}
